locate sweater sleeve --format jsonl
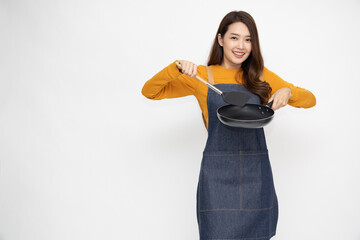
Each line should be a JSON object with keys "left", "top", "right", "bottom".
{"left": 141, "top": 60, "right": 199, "bottom": 100}
{"left": 263, "top": 67, "right": 316, "bottom": 108}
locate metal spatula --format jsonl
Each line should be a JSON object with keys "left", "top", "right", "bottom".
{"left": 175, "top": 61, "right": 250, "bottom": 107}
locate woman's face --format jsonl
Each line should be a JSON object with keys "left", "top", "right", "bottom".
{"left": 218, "top": 22, "right": 252, "bottom": 69}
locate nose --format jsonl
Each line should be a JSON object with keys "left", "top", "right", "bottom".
{"left": 238, "top": 39, "right": 244, "bottom": 49}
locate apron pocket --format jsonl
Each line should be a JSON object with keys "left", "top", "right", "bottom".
{"left": 199, "top": 154, "right": 242, "bottom": 211}
{"left": 239, "top": 151, "right": 275, "bottom": 210}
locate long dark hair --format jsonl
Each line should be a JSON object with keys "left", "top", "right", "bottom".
{"left": 208, "top": 11, "right": 271, "bottom": 104}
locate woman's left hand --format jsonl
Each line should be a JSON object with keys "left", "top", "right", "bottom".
{"left": 268, "top": 87, "right": 292, "bottom": 110}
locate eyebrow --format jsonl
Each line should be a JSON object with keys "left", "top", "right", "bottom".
{"left": 230, "top": 33, "right": 251, "bottom": 37}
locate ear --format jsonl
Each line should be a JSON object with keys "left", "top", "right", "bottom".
{"left": 217, "top": 33, "right": 223, "bottom": 47}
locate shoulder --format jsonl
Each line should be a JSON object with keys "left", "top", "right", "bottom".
{"left": 197, "top": 64, "right": 207, "bottom": 71}
{"left": 196, "top": 64, "right": 208, "bottom": 78}
{"left": 262, "top": 66, "right": 272, "bottom": 78}
{"left": 263, "top": 66, "right": 276, "bottom": 75}
{"left": 262, "top": 66, "right": 283, "bottom": 82}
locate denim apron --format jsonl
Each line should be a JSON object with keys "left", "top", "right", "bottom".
{"left": 196, "top": 68, "right": 278, "bottom": 240}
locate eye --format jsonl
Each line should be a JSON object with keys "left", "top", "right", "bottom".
{"left": 246, "top": 38, "right": 251, "bottom": 42}
{"left": 231, "top": 36, "right": 238, "bottom": 40}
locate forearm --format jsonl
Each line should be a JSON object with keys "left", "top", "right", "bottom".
{"left": 264, "top": 67, "right": 316, "bottom": 109}
{"left": 287, "top": 86, "right": 316, "bottom": 108}
{"left": 141, "top": 61, "right": 196, "bottom": 100}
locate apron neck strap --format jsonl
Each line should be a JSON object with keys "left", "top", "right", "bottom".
{"left": 206, "top": 66, "right": 215, "bottom": 85}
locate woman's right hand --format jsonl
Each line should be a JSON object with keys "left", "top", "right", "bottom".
{"left": 176, "top": 60, "right": 198, "bottom": 78}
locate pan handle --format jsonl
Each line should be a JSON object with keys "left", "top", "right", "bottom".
{"left": 266, "top": 101, "right": 274, "bottom": 108}
{"left": 175, "top": 61, "right": 223, "bottom": 95}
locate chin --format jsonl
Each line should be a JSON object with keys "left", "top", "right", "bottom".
{"left": 238, "top": 58, "right": 249, "bottom": 65}
{"left": 232, "top": 59, "right": 246, "bottom": 66}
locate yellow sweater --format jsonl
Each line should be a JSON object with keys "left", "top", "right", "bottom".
{"left": 142, "top": 60, "right": 316, "bottom": 129}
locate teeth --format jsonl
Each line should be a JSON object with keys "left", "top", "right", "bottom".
{"left": 234, "top": 52, "right": 245, "bottom": 56}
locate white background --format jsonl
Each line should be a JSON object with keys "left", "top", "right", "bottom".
{"left": 1, "top": 0, "right": 360, "bottom": 239}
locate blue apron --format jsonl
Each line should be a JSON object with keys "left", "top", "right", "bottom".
{"left": 196, "top": 68, "right": 279, "bottom": 240}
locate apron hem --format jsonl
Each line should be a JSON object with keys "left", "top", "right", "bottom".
{"left": 199, "top": 205, "right": 275, "bottom": 212}
{"left": 203, "top": 150, "right": 269, "bottom": 156}
{"left": 204, "top": 231, "right": 275, "bottom": 240}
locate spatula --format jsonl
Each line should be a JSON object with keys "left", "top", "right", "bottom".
{"left": 175, "top": 61, "right": 250, "bottom": 107}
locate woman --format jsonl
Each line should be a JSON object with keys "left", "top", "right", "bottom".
{"left": 142, "top": 11, "right": 316, "bottom": 240}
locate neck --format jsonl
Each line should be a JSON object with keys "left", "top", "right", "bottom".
{"left": 220, "top": 63, "right": 241, "bottom": 69}
{"left": 220, "top": 61, "right": 241, "bottom": 69}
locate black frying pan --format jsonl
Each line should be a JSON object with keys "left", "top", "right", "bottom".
{"left": 174, "top": 61, "right": 275, "bottom": 128}
{"left": 217, "top": 101, "right": 274, "bottom": 128}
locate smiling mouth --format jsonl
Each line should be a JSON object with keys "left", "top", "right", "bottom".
{"left": 233, "top": 52, "right": 245, "bottom": 56}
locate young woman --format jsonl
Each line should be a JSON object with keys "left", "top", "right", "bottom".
{"left": 142, "top": 10, "right": 316, "bottom": 240}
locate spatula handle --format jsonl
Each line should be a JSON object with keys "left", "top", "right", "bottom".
{"left": 175, "top": 61, "right": 223, "bottom": 95}
{"left": 266, "top": 101, "right": 273, "bottom": 108}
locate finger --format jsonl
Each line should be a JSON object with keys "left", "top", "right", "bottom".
{"left": 192, "top": 64, "right": 197, "bottom": 77}
{"left": 273, "top": 98, "right": 280, "bottom": 110}
{"left": 268, "top": 95, "right": 275, "bottom": 110}
{"left": 279, "top": 98, "right": 288, "bottom": 108}
{"left": 180, "top": 61, "right": 185, "bottom": 71}
{"left": 275, "top": 98, "right": 288, "bottom": 110}
{"left": 189, "top": 64, "right": 194, "bottom": 77}
{"left": 184, "top": 63, "right": 191, "bottom": 76}
{"left": 268, "top": 94, "right": 274, "bottom": 103}
{"left": 189, "top": 63, "right": 195, "bottom": 77}
{"left": 180, "top": 61, "right": 186, "bottom": 73}
{"left": 176, "top": 60, "right": 182, "bottom": 70}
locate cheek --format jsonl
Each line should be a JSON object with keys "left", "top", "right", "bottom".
{"left": 224, "top": 41, "right": 235, "bottom": 50}
{"left": 223, "top": 42, "right": 230, "bottom": 51}
{"left": 247, "top": 44, "right": 252, "bottom": 52}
